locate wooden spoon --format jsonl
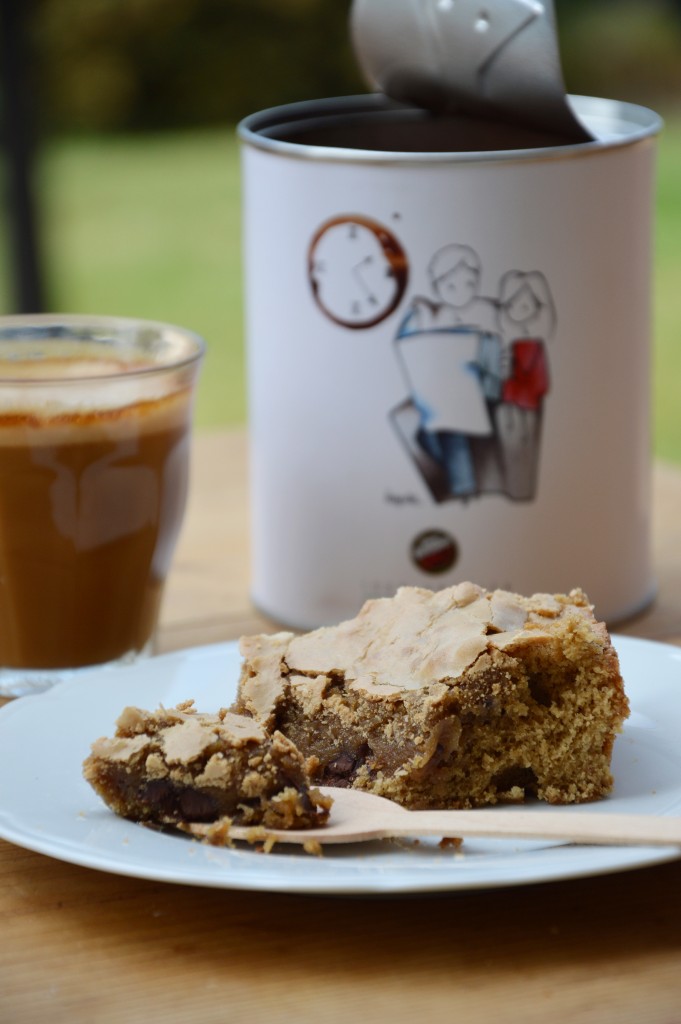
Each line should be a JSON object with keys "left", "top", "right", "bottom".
{"left": 189, "top": 787, "right": 681, "bottom": 849}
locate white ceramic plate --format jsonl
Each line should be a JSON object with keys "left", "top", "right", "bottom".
{"left": 0, "top": 636, "right": 680, "bottom": 894}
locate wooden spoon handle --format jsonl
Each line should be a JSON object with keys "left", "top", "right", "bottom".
{"left": 391, "top": 809, "right": 681, "bottom": 846}
{"left": 207, "top": 810, "right": 681, "bottom": 848}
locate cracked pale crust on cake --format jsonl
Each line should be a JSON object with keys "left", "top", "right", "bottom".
{"left": 234, "top": 582, "right": 629, "bottom": 809}
{"left": 83, "top": 701, "right": 331, "bottom": 836}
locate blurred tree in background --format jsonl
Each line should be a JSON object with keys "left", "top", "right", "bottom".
{"left": 28, "top": 0, "right": 362, "bottom": 132}
{"left": 557, "top": 0, "right": 681, "bottom": 107}
{"left": 25, "top": 0, "right": 681, "bottom": 135}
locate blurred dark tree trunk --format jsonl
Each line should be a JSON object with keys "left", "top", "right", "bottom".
{"left": 0, "top": 0, "right": 47, "bottom": 312}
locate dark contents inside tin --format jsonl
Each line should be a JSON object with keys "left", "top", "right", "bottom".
{"left": 260, "top": 104, "right": 580, "bottom": 154}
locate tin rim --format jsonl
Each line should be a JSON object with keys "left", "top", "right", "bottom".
{"left": 238, "top": 93, "right": 662, "bottom": 166}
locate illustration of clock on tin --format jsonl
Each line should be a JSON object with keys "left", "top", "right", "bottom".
{"left": 308, "top": 215, "right": 409, "bottom": 329}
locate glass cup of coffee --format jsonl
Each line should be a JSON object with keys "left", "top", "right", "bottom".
{"left": 0, "top": 314, "right": 205, "bottom": 696}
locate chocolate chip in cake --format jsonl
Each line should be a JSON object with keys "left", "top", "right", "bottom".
{"left": 322, "top": 744, "right": 370, "bottom": 786}
{"left": 491, "top": 766, "right": 538, "bottom": 797}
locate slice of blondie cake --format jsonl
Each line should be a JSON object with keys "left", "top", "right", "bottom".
{"left": 234, "top": 583, "right": 629, "bottom": 809}
{"left": 84, "top": 701, "right": 331, "bottom": 831}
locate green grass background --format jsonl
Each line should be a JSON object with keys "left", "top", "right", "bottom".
{"left": 3, "top": 129, "right": 245, "bottom": 428}
{"left": 653, "top": 112, "right": 681, "bottom": 463}
{"left": 1, "top": 116, "right": 680, "bottom": 460}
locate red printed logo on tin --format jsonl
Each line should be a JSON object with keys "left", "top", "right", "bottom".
{"left": 411, "top": 530, "right": 458, "bottom": 574}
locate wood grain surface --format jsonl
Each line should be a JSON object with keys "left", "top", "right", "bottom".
{"left": 2, "top": 429, "right": 680, "bottom": 1024}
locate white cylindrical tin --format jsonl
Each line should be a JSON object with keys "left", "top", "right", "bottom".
{"left": 239, "top": 94, "right": 662, "bottom": 628}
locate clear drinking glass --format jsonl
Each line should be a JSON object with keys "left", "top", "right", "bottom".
{"left": 0, "top": 314, "right": 205, "bottom": 696}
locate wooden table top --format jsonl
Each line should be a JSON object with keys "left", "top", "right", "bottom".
{"left": 2, "top": 428, "right": 680, "bottom": 1024}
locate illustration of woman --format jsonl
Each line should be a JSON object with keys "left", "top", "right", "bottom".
{"left": 495, "top": 270, "right": 555, "bottom": 500}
